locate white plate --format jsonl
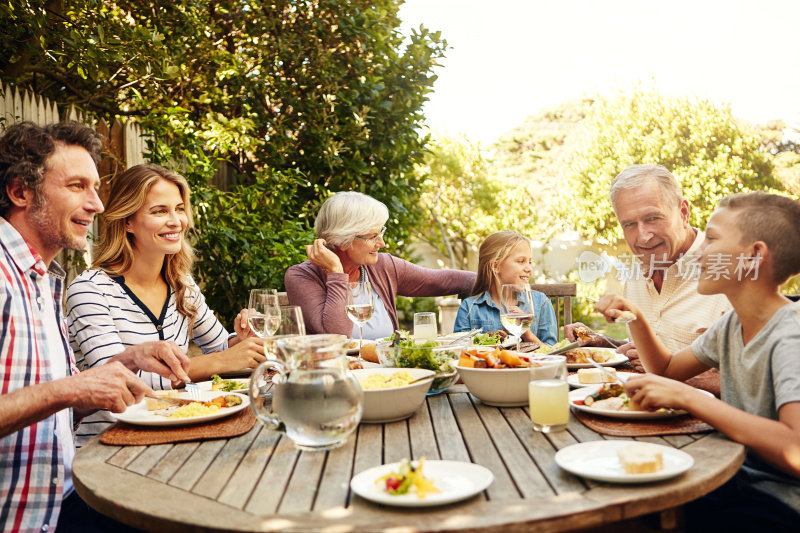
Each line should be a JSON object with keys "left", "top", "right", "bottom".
{"left": 350, "top": 460, "right": 494, "bottom": 507}
{"left": 567, "top": 371, "right": 639, "bottom": 388}
{"left": 566, "top": 348, "right": 629, "bottom": 369}
{"left": 569, "top": 387, "right": 714, "bottom": 419}
{"left": 555, "top": 440, "right": 694, "bottom": 483}
{"left": 110, "top": 391, "right": 249, "bottom": 427}
{"left": 196, "top": 378, "right": 250, "bottom": 394}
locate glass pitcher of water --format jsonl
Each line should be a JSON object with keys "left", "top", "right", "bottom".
{"left": 249, "top": 334, "right": 363, "bottom": 451}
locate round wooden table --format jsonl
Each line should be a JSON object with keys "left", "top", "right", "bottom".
{"left": 73, "top": 385, "right": 745, "bottom": 532}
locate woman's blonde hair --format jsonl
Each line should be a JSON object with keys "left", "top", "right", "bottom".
{"left": 92, "top": 164, "right": 198, "bottom": 330}
{"left": 471, "top": 231, "right": 531, "bottom": 296}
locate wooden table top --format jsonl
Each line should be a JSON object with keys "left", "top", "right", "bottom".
{"left": 73, "top": 384, "right": 745, "bottom": 532}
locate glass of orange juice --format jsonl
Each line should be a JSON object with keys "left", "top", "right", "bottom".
{"left": 528, "top": 355, "right": 569, "bottom": 433}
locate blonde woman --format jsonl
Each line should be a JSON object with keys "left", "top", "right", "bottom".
{"left": 453, "top": 231, "right": 557, "bottom": 345}
{"left": 66, "top": 164, "right": 264, "bottom": 446}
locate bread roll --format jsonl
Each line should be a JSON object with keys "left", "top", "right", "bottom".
{"left": 577, "top": 368, "right": 617, "bottom": 384}
{"left": 360, "top": 343, "right": 379, "bottom": 363}
{"left": 617, "top": 443, "right": 663, "bottom": 474}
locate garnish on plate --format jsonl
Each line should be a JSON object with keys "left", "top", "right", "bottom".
{"left": 211, "top": 374, "right": 248, "bottom": 392}
{"left": 376, "top": 458, "right": 440, "bottom": 498}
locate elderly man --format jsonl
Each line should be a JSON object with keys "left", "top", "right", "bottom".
{"left": 566, "top": 164, "right": 730, "bottom": 392}
{"left": 0, "top": 121, "right": 191, "bottom": 533}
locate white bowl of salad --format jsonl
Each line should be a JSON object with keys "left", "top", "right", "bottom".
{"left": 376, "top": 336, "right": 465, "bottom": 395}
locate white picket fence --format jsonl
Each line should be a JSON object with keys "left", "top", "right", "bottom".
{"left": 0, "top": 82, "right": 149, "bottom": 168}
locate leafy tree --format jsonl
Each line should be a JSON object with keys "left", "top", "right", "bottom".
{"left": 413, "top": 133, "right": 551, "bottom": 270}
{"left": 562, "top": 88, "right": 780, "bottom": 244}
{"left": 1, "top": 0, "right": 446, "bottom": 325}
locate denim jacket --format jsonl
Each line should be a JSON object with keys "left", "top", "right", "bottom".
{"left": 453, "top": 290, "right": 558, "bottom": 345}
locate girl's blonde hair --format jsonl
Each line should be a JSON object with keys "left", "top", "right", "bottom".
{"left": 471, "top": 231, "right": 531, "bottom": 296}
{"left": 92, "top": 164, "right": 198, "bottom": 330}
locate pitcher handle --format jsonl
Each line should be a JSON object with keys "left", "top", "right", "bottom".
{"left": 249, "top": 360, "right": 287, "bottom": 431}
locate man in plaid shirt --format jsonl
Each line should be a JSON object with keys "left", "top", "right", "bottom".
{"left": 0, "top": 121, "right": 192, "bottom": 533}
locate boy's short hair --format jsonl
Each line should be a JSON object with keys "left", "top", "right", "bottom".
{"left": 718, "top": 192, "right": 800, "bottom": 284}
{"left": 0, "top": 121, "right": 102, "bottom": 217}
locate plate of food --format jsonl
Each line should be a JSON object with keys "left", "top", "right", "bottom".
{"left": 563, "top": 347, "right": 628, "bottom": 369}
{"left": 196, "top": 374, "right": 249, "bottom": 393}
{"left": 350, "top": 458, "right": 493, "bottom": 507}
{"left": 569, "top": 385, "right": 713, "bottom": 419}
{"left": 555, "top": 440, "right": 694, "bottom": 483}
{"left": 110, "top": 390, "right": 249, "bottom": 427}
{"left": 567, "top": 369, "right": 640, "bottom": 388}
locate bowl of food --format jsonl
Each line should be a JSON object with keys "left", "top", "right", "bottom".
{"left": 455, "top": 348, "right": 532, "bottom": 406}
{"left": 352, "top": 368, "right": 435, "bottom": 423}
{"left": 377, "top": 339, "right": 465, "bottom": 395}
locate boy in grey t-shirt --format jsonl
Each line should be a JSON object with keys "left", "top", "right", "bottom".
{"left": 596, "top": 192, "right": 800, "bottom": 531}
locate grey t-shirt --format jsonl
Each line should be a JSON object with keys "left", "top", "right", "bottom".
{"left": 692, "top": 301, "right": 800, "bottom": 511}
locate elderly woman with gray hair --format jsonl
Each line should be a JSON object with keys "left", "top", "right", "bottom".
{"left": 285, "top": 191, "right": 476, "bottom": 339}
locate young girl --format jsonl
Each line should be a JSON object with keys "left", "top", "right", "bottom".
{"left": 453, "top": 231, "right": 558, "bottom": 345}
{"left": 66, "top": 164, "right": 265, "bottom": 446}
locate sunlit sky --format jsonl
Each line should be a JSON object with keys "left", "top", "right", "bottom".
{"left": 399, "top": 0, "right": 800, "bottom": 145}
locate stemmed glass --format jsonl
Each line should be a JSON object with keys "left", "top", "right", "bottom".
{"left": 264, "top": 305, "right": 306, "bottom": 361}
{"left": 500, "top": 284, "right": 535, "bottom": 351}
{"left": 345, "top": 281, "right": 374, "bottom": 355}
{"left": 248, "top": 289, "right": 281, "bottom": 337}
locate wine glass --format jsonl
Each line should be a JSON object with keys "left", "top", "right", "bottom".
{"left": 500, "top": 284, "right": 535, "bottom": 351}
{"left": 345, "top": 281, "right": 374, "bottom": 355}
{"left": 264, "top": 305, "right": 306, "bottom": 361}
{"left": 248, "top": 289, "right": 280, "bottom": 337}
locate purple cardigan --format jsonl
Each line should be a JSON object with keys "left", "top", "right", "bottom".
{"left": 284, "top": 253, "right": 476, "bottom": 336}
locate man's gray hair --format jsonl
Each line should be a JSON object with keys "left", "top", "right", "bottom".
{"left": 315, "top": 191, "right": 389, "bottom": 248}
{"left": 609, "top": 164, "right": 683, "bottom": 211}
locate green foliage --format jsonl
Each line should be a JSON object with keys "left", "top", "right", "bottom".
{"left": 189, "top": 169, "right": 314, "bottom": 327}
{"left": 413, "top": 133, "right": 544, "bottom": 269}
{"left": 563, "top": 88, "right": 781, "bottom": 244}
{"left": 1, "top": 0, "right": 446, "bottom": 324}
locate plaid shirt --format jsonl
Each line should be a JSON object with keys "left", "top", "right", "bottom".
{"left": 0, "top": 217, "right": 77, "bottom": 533}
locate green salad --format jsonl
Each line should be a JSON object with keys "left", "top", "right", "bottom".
{"left": 385, "top": 334, "right": 458, "bottom": 393}
{"left": 472, "top": 332, "right": 504, "bottom": 345}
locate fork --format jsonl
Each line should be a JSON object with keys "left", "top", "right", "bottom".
{"left": 185, "top": 382, "right": 202, "bottom": 401}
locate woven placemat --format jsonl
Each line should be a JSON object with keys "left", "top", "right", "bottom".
{"left": 573, "top": 409, "right": 713, "bottom": 437}
{"left": 100, "top": 407, "right": 256, "bottom": 446}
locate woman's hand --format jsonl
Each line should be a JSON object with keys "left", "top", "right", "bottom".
{"left": 219, "top": 337, "right": 267, "bottom": 370}
{"left": 233, "top": 309, "right": 257, "bottom": 341}
{"left": 306, "top": 239, "right": 344, "bottom": 273}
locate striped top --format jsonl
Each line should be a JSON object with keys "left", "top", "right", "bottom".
{"left": 0, "top": 217, "right": 77, "bottom": 533}
{"left": 66, "top": 269, "right": 230, "bottom": 447}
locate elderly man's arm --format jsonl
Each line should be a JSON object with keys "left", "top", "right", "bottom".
{"left": 0, "top": 362, "right": 152, "bottom": 439}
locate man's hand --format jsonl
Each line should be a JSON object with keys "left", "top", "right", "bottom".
{"left": 57, "top": 362, "right": 151, "bottom": 414}
{"left": 113, "top": 341, "right": 191, "bottom": 383}
{"left": 564, "top": 322, "right": 612, "bottom": 347}
{"left": 596, "top": 294, "right": 642, "bottom": 324}
{"left": 306, "top": 239, "right": 344, "bottom": 273}
{"left": 616, "top": 341, "right": 643, "bottom": 372}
